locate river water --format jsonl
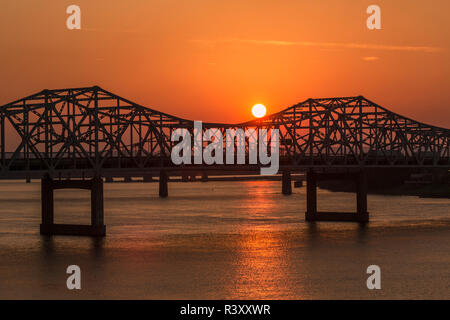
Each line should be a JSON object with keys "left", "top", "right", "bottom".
{"left": 0, "top": 179, "right": 449, "bottom": 299}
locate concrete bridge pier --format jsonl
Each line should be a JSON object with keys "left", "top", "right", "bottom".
{"left": 305, "top": 170, "right": 369, "bottom": 223}
{"left": 40, "top": 175, "right": 106, "bottom": 236}
{"left": 356, "top": 171, "right": 368, "bottom": 216}
{"left": 90, "top": 177, "right": 105, "bottom": 230}
{"left": 306, "top": 170, "right": 317, "bottom": 214}
{"left": 282, "top": 170, "right": 292, "bottom": 195}
{"left": 159, "top": 170, "right": 168, "bottom": 197}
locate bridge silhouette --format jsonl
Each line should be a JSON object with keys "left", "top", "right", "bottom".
{"left": 1, "top": 86, "right": 449, "bottom": 236}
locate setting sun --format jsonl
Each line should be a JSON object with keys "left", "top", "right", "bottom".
{"left": 252, "top": 104, "right": 267, "bottom": 118}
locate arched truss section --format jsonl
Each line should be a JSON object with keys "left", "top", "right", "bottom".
{"left": 241, "top": 96, "right": 450, "bottom": 166}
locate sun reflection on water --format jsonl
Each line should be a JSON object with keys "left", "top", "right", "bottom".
{"left": 222, "top": 181, "right": 308, "bottom": 299}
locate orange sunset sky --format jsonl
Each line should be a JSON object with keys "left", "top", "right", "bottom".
{"left": 1, "top": 0, "right": 449, "bottom": 127}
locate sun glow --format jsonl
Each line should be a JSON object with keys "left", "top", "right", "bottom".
{"left": 252, "top": 104, "right": 267, "bottom": 118}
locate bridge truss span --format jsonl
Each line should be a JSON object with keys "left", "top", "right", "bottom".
{"left": 242, "top": 96, "right": 450, "bottom": 167}
{"left": 0, "top": 86, "right": 449, "bottom": 179}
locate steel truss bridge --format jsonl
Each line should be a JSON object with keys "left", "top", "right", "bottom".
{"left": 1, "top": 86, "right": 449, "bottom": 235}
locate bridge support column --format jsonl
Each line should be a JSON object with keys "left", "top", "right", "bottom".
{"left": 282, "top": 170, "right": 292, "bottom": 195}
{"left": 90, "top": 176, "right": 104, "bottom": 229}
{"left": 356, "top": 171, "right": 368, "bottom": 216}
{"left": 305, "top": 170, "right": 369, "bottom": 223}
{"left": 159, "top": 170, "right": 168, "bottom": 197}
{"left": 40, "top": 175, "right": 106, "bottom": 236}
{"left": 41, "top": 175, "right": 54, "bottom": 228}
{"left": 306, "top": 170, "right": 317, "bottom": 215}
